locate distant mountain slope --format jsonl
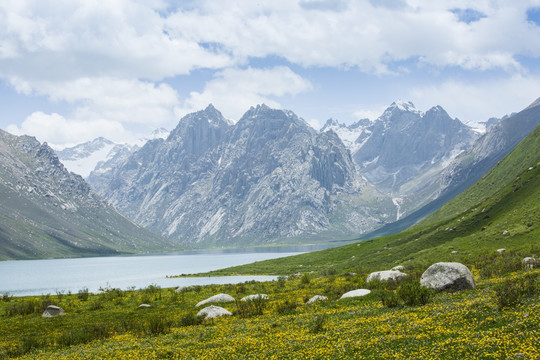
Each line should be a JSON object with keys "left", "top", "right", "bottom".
{"left": 206, "top": 121, "right": 540, "bottom": 276}
{"left": 89, "top": 105, "right": 396, "bottom": 246}
{"left": 0, "top": 129, "right": 174, "bottom": 260}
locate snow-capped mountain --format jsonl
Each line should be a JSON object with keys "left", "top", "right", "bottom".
{"left": 88, "top": 104, "right": 395, "bottom": 246}
{"left": 56, "top": 128, "right": 169, "bottom": 178}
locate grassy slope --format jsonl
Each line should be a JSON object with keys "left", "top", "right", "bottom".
{"left": 203, "top": 124, "right": 540, "bottom": 276}
{"left": 1, "top": 268, "right": 538, "bottom": 359}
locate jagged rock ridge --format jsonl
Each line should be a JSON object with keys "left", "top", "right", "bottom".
{"left": 89, "top": 105, "right": 395, "bottom": 245}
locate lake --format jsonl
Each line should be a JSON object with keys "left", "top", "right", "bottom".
{"left": 0, "top": 244, "right": 331, "bottom": 297}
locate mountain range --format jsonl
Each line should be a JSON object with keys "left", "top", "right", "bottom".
{"left": 88, "top": 104, "right": 395, "bottom": 246}
{"left": 1, "top": 97, "right": 539, "bottom": 259}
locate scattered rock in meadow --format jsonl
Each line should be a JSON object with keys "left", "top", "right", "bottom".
{"left": 339, "top": 289, "right": 371, "bottom": 299}
{"left": 502, "top": 230, "right": 509, "bottom": 236}
{"left": 420, "top": 262, "right": 476, "bottom": 291}
{"left": 367, "top": 270, "right": 407, "bottom": 283}
{"left": 522, "top": 257, "right": 537, "bottom": 269}
{"left": 196, "top": 293, "right": 235, "bottom": 307}
{"left": 391, "top": 265, "right": 405, "bottom": 271}
{"left": 241, "top": 294, "right": 269, "bottom": 301}
{"left": 138, "top": 304, "right": 151, "bottom": 309}
{"left": 175, "top": 286, "right": 186, "bottom": 293}
{"left": 42, "top": 305, "right": 65, "bottom": 317}
{"left": 197, "top": 305, "right": 232, "bottom": 319}
{"left": 307, "top": 295, "right": 328, "bottom": 304}
{"left": 451, "top": 251, "right": 459, "bottom": 254}
{"left": 497, "top": 248, "right": 506, "bottom": 253}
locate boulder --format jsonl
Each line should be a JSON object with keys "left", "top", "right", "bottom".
{"left": 196, "top": 293, "right": 235, "bottom": 307}
{"left": 420, "top": 262, "right": 476, "bottom": 291}
{"left": 42, "top": 305, "right": 65, "bottom": 317}
{"left": 339, "top": 289, "right": 371, "bottom": 299}
{"left": 496, "top": 248, "right": 506, "bottom": 253}
{"left": 367, "top": 270, "right": 407, "bottom": 283}
{"left": 197, "top": 305, "right": 232, "bottom": 319}
{"left": 241, "top": 294, "right": 269, "bottom": 301}
{"left": 391, "top": 265, "right": 405, "bottom": 271}
{"left": 138, "top": 304, "right": 151, "bottom": 309}
{"left": 523, "top": 257, "right": 537, "bottom": 269}
{"left": 307, "top": 295, "right": 328, "bottom": 304}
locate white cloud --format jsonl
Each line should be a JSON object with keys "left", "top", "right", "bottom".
{"left": 165, "top": 0, "right": 540, "bottom": 72}
{"left": 353, "top": 107, "right": 387, "bottom": 121}
{"left": 178, "top": 66, "right": 313, "bottom": 120}
{"left": 409, "top": 75, "right": 540, "bottom": 125}
{"left": 6, "top": 112, "right": 129, "bottom": 147}
{"left": 0, "top": 0, "right": 234, "bottom": 82}
{"left": 6, "top": 77, "right": 181, "bottom": 144}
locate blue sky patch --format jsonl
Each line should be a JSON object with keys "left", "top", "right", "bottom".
{"left": 527, "top": 7, "right": 540, "bottom": 26}
{"left": 450, "top": 8, "right": 487, "bottom": 24}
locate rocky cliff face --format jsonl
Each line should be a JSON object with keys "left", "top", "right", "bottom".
{"left": 0, "top": 129, "right": 171, "bottom": 260}
{"left": 89, "top": 105, "right": 395, "bottom": 245}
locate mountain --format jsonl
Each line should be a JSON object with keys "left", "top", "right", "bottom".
{"left": 56, "top": 128, "right": 169, "bottom": 178}
{"left": 343, "top": 97, "right": 540, "bottom": 240}
{"left": 424, "top": 97, "right": 540, "bottom": 225}
{"left": 88, "top": 104, "right": 396, "bottom": 246}
{"left": 322, "top": 101, "right": 478, "bottom": 218}
{"left": 0, "top": 129, "right": 174, "bottom": 260}
{"left": 207, "top": 120, "right": 540, "bottom": 276}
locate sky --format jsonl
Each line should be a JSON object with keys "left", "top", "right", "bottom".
{"left": 1, "top": 0, "right": 540, "bottom": 148}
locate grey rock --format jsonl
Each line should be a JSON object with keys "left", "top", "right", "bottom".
{"left": 138, "top": 304, "right": 151, "bottom": 309}
{"left": 497, "top": 248, "right": 506, "bottom": 253}
{"left": 307, "top": 295, "right": 328, "bottom": 304}
{"left": 391, "top": 265, "right": 405, "bottom": 271}
{"left": 241, "top": 294, "right": 269, "bottom": 301}
{"left": 366, "top": 270, "right": 407, "bottom": 283}
{"left": 197, "top": 305, "right": 232, "bottom": 319}
{"left": 339, "top": 289, "right": 371, "bottom": 299}
{"left": 196, "top": 293, "right": 235, "bottom": 307}
{"left": 42, "top": 305, "right": 65, "bottom": 317}
{"left": 420, "top": 262, "right": 476, "bottom": 291}
{"left": 523, "top": 257, "right": 537, "bottom": 269}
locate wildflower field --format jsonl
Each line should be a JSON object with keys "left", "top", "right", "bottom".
{"left": 1, "top": 256, "right": 538, "bottom": 359}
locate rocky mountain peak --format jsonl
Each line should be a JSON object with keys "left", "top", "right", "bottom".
{"left": 524, "top": 96, "right": 540, "bottom": 110}
{"left": 321, "top": 118, "right": 343, "bottom": 132}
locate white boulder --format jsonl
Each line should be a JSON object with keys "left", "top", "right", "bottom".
{"left": 497, "top": 248, "right": 506, "bottom": 253}
{"left": 367, "top": 270, "right": 407, "bottom": 283}
{"left": 420, "top": 262, "right": 476, "bottom": 291}
{"left": 241, "top": 294, "right": 268, "bottom": 301}
{"left": 523, "top": 257, "right": 537, "bottom": 269}
{"left": 196, "top": 305, "right": 232, "bottom": 319}
{"left": 42, "top": 305, "right": 65, "bottom": 317}
{"left": 138, "top": 304, "right": 151, "bottom": 309}
{"left": 391, "top": 265, "right": 405, "bottom": 271}
{"left": 307, "top": 295, "right": 328, "bottom": 304}
{"left": 339, "top": 289, "right": 371, "bottom": 299}
{"left": 196, "top": 293, "right": 235, "bottom": 307}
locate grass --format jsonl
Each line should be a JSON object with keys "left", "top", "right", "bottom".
{"left": 0, "top": 257, "right": 537, "bottom": 359}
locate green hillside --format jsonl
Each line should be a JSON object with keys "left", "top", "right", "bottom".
{"left": 203, "top": 124, "right": 540, "bottom": 276}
